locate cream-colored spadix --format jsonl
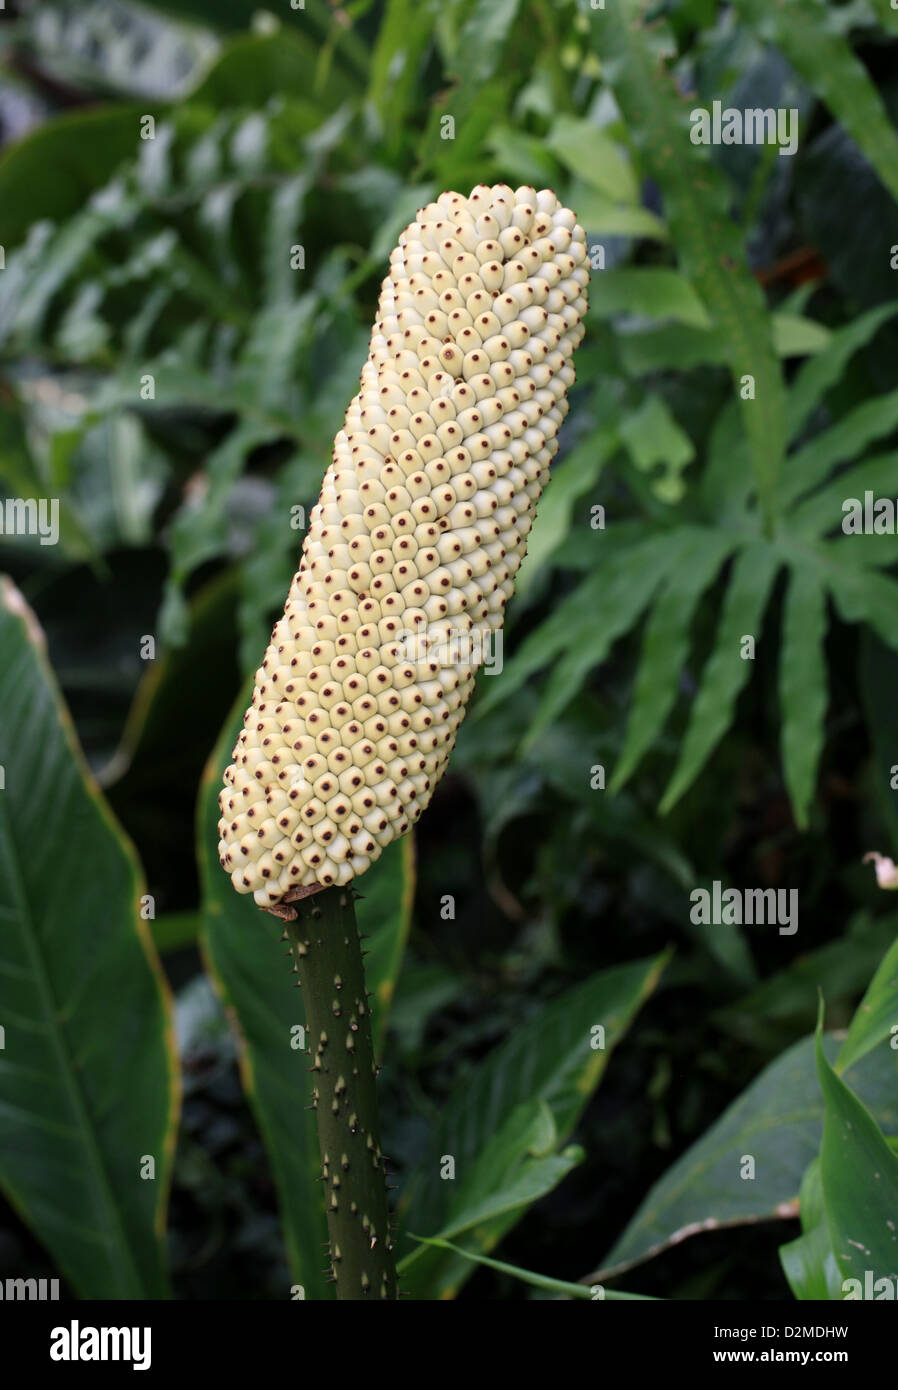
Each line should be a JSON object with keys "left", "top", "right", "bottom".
{"left": 219, "top": 183, "right": 589, "bottom": 911}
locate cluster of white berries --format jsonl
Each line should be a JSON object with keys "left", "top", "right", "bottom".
{"left": 219, "top": 184, "right": 589, "bottom": 910}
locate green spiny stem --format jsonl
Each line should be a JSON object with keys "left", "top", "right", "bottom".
{"left": 285, "top": 886, "right": 398, "bottom": 1300}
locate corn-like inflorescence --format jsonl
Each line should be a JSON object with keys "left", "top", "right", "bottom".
{"left": 219, "top": 184, "right": 589, "bottom": 911}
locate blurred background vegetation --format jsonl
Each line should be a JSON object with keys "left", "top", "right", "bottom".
{"left": 1, "top": 0, "right": 897, "bottom": 1301}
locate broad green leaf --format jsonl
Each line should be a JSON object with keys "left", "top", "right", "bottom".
{"left": 591, "top": 3, "right": 787, "bottom": 527}
{"left": 546, "top": 116, "right": 639, "bottom": 205}
{"left": 780, "top": 1222, "right": 843, "bottom": 1301}
{"left": 837, "top": 936, "right": 898, "bottom": 1074}
{"left": 520, "top": 530, "right": 693, "bottom": 751}
{"left": 816, "top": 1016, "right": 898, "bottom": 1282}
{"left": 661, "top": 543, "right": 781, "bottom": 813}
{"left": 189, "top": 30, "right": 358, "bottom": 109}
{"left": 597, "top": 1032, "right": 898, "bottom": 1281}
{"left": 779, "top": 564, "right": 828, "bottom": 828}
{"left": 430, "top": 1101, "right": 583, "bottom": 1241}
{"left": 411, "top": 1236, "right": 657, "bottom": 1300}
{"left": 797, "top": 1154, "right": 826, "bottom": 1235}
{"left": 612, "top": 531, "right": 736, "bottom": 791}
{"left": 0, "top": 104, "right": 147, "bottom": 247}
{"left": 787, "top": 303, "right": 898, "bottom": 442}
{"left": 198, "top": 682, "right": 415, "bottom": 1297}
{"left": 779, "top": 1133, "right": 843, "bottom": 1298}
{"left": 0, "top": 579, "right": 177, "bottom": 1299}
{"left": 399, "top": 952, "right": 670, "bottom": 1300}
{"left": 735, "top": 0, "right": 898, "bottom": 204}
{"left": 587, "top": 267, "right": 709, "bottom": 327}
{"left": 779, "top": 1135, "right": 898, "bottom": 1299}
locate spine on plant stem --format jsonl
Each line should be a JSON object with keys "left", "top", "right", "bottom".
{"left": 286, "top": 886, "right": 397, "bottom": 1300}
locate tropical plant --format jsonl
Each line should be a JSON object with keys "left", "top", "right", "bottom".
{"left": 0, "top": 0, "right": 896, "bottom": 1303}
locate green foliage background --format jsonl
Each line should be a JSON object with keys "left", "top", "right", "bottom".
{"left": 0, "top": 0, "right": 897, "bottom": 1301}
